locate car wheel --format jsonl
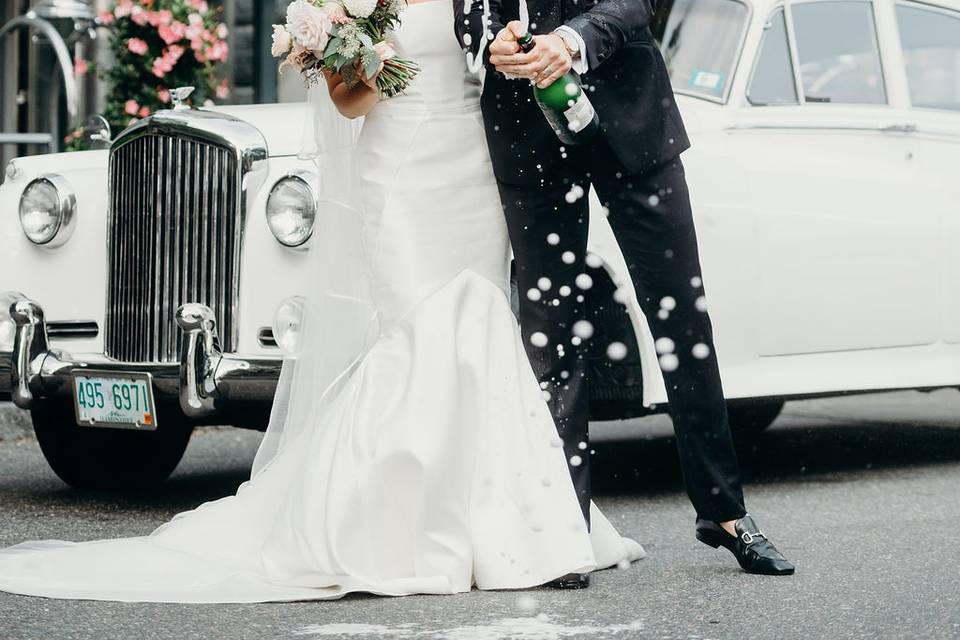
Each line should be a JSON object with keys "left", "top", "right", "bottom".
{"left": 31, "top": 400, "right": 193, "bottom": 490}
{"left": 726, "top": 399, "right": 785, "bottom": 436}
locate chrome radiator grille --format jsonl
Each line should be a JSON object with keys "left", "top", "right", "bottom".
{"left": 105, "top": 133, "right": 241, "bottom": 363}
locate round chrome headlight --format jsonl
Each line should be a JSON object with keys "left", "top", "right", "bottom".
{"left": 19, "top": 174, "right": 76, "bottom": 247}
{"left": 0, "top": 291, "right": 26, "bottom": 352}
{"left": 272, "top": 296, "right": 307, "bottom": 357}
{"left": 266, "top": 174, "right": 317, "bottom": 248}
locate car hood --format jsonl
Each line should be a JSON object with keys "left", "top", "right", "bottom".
{"left": 209, "top": 103, "right": 314, "bottom": 158}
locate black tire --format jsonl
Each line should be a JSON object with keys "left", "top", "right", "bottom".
{"left": 726, "top": 399, "right": 785, "bottom": 436}
{"left": 31, "top": 400, "right": 193, "bottom": 490}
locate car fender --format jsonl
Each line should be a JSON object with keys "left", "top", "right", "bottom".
{"left": 1, "top": 151, "right": 109, "bottom": 356}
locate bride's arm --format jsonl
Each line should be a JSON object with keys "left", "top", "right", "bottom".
{"left": 325, "top": 71, "right": 379, "bottom": 120}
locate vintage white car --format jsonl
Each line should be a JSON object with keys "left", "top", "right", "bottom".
{"left": 1, "top": 0, "right": 958, "bottom": 488}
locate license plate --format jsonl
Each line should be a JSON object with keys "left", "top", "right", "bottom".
{"left": 72, "top": 371, "right": 158, "bottom": 431}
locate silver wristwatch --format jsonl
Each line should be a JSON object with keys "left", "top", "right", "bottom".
{"left": 555, "top": 29, "right": 582, "bottom": 58}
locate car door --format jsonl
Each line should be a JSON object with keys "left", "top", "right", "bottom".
{"left": 728, "top": 0, "right": 939, "bottom": 358}
{"left": 890, "top": 1, "right": 960, "bottom": 344}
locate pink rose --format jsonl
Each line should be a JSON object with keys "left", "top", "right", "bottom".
{"left": 207, "top": 40, "right": 228, "bottom": 62}
{"left": 158, "top": 88, "right": 171, "bottom": 103}
{"left": 216, "top": 81, "right": 230, "bottom": 99}
{"left": 124, "top": 99, "right": 139, "bottom": 116}
{"left": 98, "top": 10, "right": 114, "bottom": 25}
{"left": 147, "top": 10, "right": 173, "bottom": 27}
{"left": 286, "top": 0, "right": 331, "bottom": 54}
{"left": 152, "top": 54, "right": 175, "bottom": 78}
{"left": 131, "top": 7, "right": 148, "bottom": 26}
{"left": 127, "top": 38, "right": 149, "bottom": 55}
{"left": 158, "top": 20, "right": 186, "bottom": 45}
{"left": 321, "top": 3, "right": 350, "bottom": 24}
{"left": 74, "top": 57, "right": 88, "bottom": 76}
{"left": 185, "top": 17, "right": 204, "bottom": 42}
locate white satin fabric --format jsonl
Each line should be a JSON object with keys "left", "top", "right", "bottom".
{"left": 0, "top": 2, "right": 642, "bottom": 603}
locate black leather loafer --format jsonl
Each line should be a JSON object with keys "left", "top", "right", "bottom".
{"left": 696, "top": 515, "right": 795, "bottom": 576}
{"left": 545, "top": 573, "right": 591, "bottom": 589}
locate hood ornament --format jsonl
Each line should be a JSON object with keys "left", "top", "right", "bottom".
{"left": 170, "top": 87, "right": 195, "bottom": 110}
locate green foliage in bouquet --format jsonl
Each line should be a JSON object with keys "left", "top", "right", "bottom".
{"left": 66, "top": 0, "right": 230, "bottom": 151}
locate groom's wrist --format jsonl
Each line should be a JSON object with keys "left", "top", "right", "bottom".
{"left": 553, "top": 26, "right": 589, "bottom": 74}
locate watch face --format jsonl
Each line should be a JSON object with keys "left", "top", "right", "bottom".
{"left": 560, "top": 32, "right": 580, "bottom": 55}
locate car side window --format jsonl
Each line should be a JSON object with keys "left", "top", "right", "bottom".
{"left": 791, "top": 1, "right": 887, "bottom": 104}
{"left": 747, "top": 8, "right": 799, "bottom": 105}
{"left": 896, "top": 4, "right": 960, "bottom": 111}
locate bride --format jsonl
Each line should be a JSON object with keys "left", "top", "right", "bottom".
{"left": 0, "top": 0, "right": 641, "bottom": 603}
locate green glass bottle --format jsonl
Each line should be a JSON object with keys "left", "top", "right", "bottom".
{"left": 517, "top": 32, "right": 600, "bottom": 145}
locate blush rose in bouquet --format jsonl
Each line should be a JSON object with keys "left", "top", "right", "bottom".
{"left": 272, "top": 0, "right": 419, "bottom": 98}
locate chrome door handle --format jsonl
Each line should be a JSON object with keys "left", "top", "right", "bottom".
{"left": 880, "top": 123, "right": 918, "bottom": 133}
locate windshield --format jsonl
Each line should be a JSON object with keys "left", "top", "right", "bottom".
{"left": 654, "top": 0, "right": 751, "bottom": 101}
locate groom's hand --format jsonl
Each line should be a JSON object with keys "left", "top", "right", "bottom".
{"left": 490, "top": 22, "right": 573, "bottom": 88}
{"left": 488, "top": 21, "right": 523, "bottom": 59}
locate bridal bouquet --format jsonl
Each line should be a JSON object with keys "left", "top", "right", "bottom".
{"left": 272, "top": 0, "right": 419, "bottom": 98}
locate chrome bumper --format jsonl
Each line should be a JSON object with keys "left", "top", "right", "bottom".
{"left": 1, "top": 298, "right": 281, "bottom": 418}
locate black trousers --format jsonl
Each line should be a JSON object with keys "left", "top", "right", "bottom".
{"left": 498, "top": 138, "right": 748, "bottom": 525}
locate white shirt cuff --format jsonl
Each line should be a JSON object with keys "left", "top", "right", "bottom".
{"left": 554, "top": 26, "right": 589, "bottom": 74}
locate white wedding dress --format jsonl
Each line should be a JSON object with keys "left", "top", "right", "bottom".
{"left": 0, "top": 2, "right": 641, "bottom": 603}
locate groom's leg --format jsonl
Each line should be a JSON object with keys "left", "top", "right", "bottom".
{"left": 592, "top": 156, "right": 747, "bottom": 523}
{"left": 497, "top": 177, "right": 593, "bottom": 527}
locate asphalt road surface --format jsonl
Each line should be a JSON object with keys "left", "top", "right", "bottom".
{"left": 1, "top": 390, "right": 959, "bottom": 640}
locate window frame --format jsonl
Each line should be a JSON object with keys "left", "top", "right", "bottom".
{"left": 747, "top": 0, "right": 891, "bottom": 108}
{"left": 746, "top": 6, "right": 801, "bottom": 106}
{"left": 893, "top": 0, "right": 960, "bottom": 113}
{"left": 661, "top": 0, "right": 755, "bottom": 105}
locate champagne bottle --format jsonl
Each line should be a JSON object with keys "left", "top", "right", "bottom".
{"left": 517, "top": 32, "right": 600, "bottom": 145}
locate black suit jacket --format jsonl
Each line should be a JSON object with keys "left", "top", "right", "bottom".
{"left": 454, "top": 0, "right": 691, "bottom": 185}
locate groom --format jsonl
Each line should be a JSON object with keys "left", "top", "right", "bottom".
{"left": 454, "top": 0, "right": 795, "bottom": 585}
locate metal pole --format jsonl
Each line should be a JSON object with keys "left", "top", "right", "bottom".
{"left": 254, "top": 1, "right": 278, "bottom": 104}
{"left": 0, "top": 15, "right": 80, "bottom": 122}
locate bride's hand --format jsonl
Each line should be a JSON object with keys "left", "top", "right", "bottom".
{"left": 357, "top": 61, "right": 382, "bottom": 91}
{"left": 358, "top": 42, "right": 397, "bottom": 91}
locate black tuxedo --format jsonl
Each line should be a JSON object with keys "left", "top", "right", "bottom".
{"left": 454, "top": 0, "right": 748, "bottom": 526}
{"left": 455, "top": 0, "right": 690, "bottom": 186}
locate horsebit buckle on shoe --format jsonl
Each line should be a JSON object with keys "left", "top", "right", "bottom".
{"left": 741, "top": 530, "right": 766, "bottom": 545}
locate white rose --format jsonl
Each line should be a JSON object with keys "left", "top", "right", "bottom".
{"left": 342, "top": 0, "right": 378, "bottom": 18}
{"left": 271, "top": 25, "right": 292, "bottom": 57}
{"left": 286, "top": 0, "right": 332, "bottom": 53}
